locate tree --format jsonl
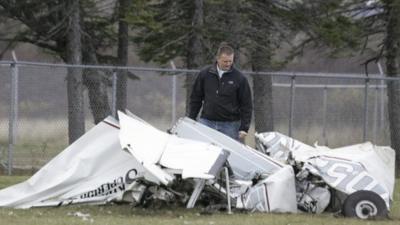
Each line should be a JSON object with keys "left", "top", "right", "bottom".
{"left": 81, "top": 41, "right": 111, "bottom": 124}
{"left": 130, "top": 0, "right": 207, "bottom": 114}
{"left": 0, "top": 0, "right": 87, "bottom": 143}
{"left": 284, "top": 0, "right": 400, "bottom": 175}
{"left": 0, "top": 1, "right": 126, "bottom": 124}
{"left": 383, "top": 0, "right": 400, "bottom": 176}
{"left": 251, "top": 48, "right": 274, "bottom": 132}
{"left": 185, "top": 0, "right": 205, "bottom": 111}
{"left": 116, "top": 0, "right": 131, "bottom": 114}
{"left": 66, "top": 0, "right": 85, "bottom": 143}
{"left": 244, "top": 0, "right": 291, "bottom": 132}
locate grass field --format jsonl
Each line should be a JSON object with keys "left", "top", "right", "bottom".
{"left": 0, "top": 176, "right": 399, "bottom": 225}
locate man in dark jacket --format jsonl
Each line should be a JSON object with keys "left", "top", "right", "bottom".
{"left": 188, "top": 43, "right": 253, "bottom": 141}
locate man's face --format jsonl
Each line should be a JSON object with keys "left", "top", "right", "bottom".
{"left": 217, "top": 53, "right": 234, "bottom": 71}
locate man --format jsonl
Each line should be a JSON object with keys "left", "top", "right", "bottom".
{"left": 188, "top": 43, "right": 253, "bottom": 141}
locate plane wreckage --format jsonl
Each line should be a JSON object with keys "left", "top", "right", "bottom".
{"left": 0, "top": 111, "right": 395, "bottom": 219}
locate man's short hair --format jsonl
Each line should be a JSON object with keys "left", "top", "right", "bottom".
{"left": 217, "top": 42, "right": 234, "bottom": 57}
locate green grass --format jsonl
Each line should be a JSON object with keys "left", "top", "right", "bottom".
{"left": 0, "top": 176, "right": 399, "bottom": 225}
{"left": 1, "top": 207, "right": 398, "bottom": 225}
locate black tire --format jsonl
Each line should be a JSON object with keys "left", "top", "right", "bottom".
{"left": 342, "top": 190, "right": 388, "bottom": 219}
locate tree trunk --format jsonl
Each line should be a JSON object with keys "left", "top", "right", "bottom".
{"left": 252, "top": 74, "right": 274, "bottom": 132}
{"left": 250, "top": 1, "right": 274, "bottom": 133}
{"left": 251, "top": 52, "right": 274, "bottom": 133}
{"left": 185, "top": 0, "right": 204, "bottom": 115}
{"left": 226, "top": 2, "right": 242, "bottom": 66}
{"left": 66, "top": 0, "right": 85, "bottom": 144}
{"left": 82, "top": 42, "right": 111, "bottom": 124}
{"left": 384, "top": 0, "right": 400, "bottom": 176}
{"left": 116, "top": 0, "right": 130, "bottom": 115}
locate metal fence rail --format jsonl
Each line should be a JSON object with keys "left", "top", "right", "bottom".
{"left": 0, "top": 60, "right": 398, "bottom": 175}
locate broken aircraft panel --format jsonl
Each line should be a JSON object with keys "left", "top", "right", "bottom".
{"left": 0, "top": 113, "right": 394, "bottom": 219}
{"left": 169, "top": 117, "right": 298, "bottom": 213}
{"left": 255, "top": 132, "right": 395, "bottom": 219}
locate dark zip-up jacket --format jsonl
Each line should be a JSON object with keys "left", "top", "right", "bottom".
{"left": 188, "top": 64, "right": 253, "bottom": 132}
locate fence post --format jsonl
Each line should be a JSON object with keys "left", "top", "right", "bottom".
{"left": 377, "top": 62, "right": 385, "bottom": 129}
{"left": 170, "top": 61, "right": 177, "bottom": 126}
{"left": 322, "top": 86, "right": 328, "bottom": 145}
{"left": 363, "top": 78, "right": 370, "bottom": 142}
{"left": 8, "top": 53, "right": 19, "bottom": 175}
{"left": 112, "top": 70, "right": 117, "bottom": 118}
{"left": 373, "top": 85, "right": 379, "bottom": 143}
{"left": 289, "top": 75, "right": 296, "bottom": 137}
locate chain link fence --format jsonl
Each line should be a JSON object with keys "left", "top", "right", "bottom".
{"left": 0, "top": 61, "right": 396, "bottom": 174}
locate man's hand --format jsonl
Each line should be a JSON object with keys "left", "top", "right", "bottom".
{"left": 238, "top": 131, "right": 247, "bottom": 142}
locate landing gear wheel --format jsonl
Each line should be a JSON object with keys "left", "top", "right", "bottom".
{"left": 342, "top": 190, "right": 388, "bottom": 219}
